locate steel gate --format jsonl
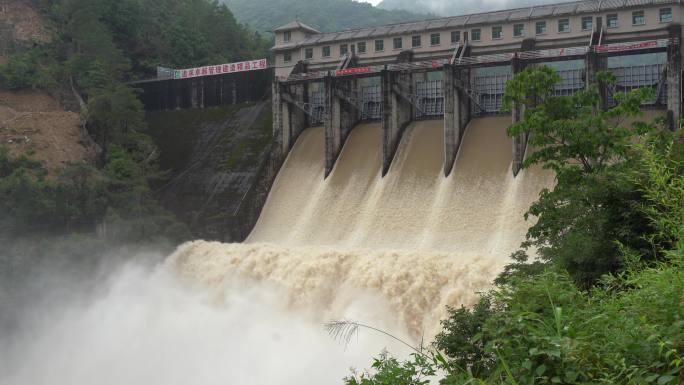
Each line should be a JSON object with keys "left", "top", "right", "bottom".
{"left": 554, "top": 68, "right": 586, "bottom": 96}
{"left": 607, "top": 64, "right": 666, "bottom": 107}
{"left": 308, "top": 90, "right": 326, "bottom": 126}
{"left": 360, "top": 85, "right": 382, "bottom": 120}
{"left": 473, "top": 74, "right": 511, "bottom": 115}
{"left": 414, "top": 80, "right": 444, "bottom": 119}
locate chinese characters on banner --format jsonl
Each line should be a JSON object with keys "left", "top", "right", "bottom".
{"left": 335, "top": 67, "right": 371, "bottom": 76}
{"left": 174, "top": 59, "right": 268, "bottom": 79}
{"left": 594, "top": 40, "right": 660, "bottom": 54}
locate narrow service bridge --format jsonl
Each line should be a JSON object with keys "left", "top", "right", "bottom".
{"left": 270, "top": 0, "right": 682, "bottom": 177}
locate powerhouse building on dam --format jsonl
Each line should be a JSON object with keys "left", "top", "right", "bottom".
{"left": 270, "top": 0, "right": 683, "bottom": 177}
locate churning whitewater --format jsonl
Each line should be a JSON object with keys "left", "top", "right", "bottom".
{"left": 1, "top": 118, "right": 553, "bottom": 385}
{"left": 170, "top": 117, "right": 554, "bottom": 337}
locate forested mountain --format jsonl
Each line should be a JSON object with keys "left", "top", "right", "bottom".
{"left": 222, "top": 0, "right": 431, "bottom": 34}
{"left": 0, "top": 0, "right": 270, "bottom": 243}
{"left": 377, "top": 0, "right": 556, "bottom": 17}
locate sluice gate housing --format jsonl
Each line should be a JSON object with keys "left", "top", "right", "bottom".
{"left": 271, "top": 0, "right": 682, "bottom": 177}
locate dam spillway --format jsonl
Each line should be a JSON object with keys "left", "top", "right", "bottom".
{"left": 169, "top": 117, "right": 554, "bottom": 338}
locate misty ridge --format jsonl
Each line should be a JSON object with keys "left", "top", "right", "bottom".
{"left": 376, "top": 0, "right": 561, "bottom": 16}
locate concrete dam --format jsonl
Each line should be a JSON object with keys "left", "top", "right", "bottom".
{"left": 162, "top": 0, "right": 675, "bottom": 358}
{"left": 38, "top": 3, "right": 677, "bottom": 384}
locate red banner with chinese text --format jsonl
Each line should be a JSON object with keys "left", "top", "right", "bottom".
{"left": 174, "top": 59, "right": 268, "bottom": 79}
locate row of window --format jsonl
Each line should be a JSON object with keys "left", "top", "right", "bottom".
{"left": 284, "top": 8, "right": 673, "bottom": 62}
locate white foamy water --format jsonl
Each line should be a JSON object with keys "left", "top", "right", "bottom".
{"left": 1, "top": 117, "right": 553, "bottom": 385}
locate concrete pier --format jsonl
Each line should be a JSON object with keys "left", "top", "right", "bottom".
{"left": 381, "top": 70, "right": 413, "bottom": 176}
{"left": 273, "top": 81, "right": 308, "bottom": 160}
{"left": 511, "top": 56, "right": 528, "bottom": 177}
{"left": 667, "top": 25, "right": 682, "bottom": 131}
{"left": 443, "top": 64, "right": 470, "bottom": 176}
{"left": 324, "top": 76, "right": 361, "bottom": 177}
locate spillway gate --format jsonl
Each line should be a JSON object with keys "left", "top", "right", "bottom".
{"left": 273, "top": 32, "right": 681, "bottom": 180}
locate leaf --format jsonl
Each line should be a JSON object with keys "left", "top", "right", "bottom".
{"left": 657, "top": 375, "right": 676, "bottom": 385}
{"left": 535, "top": 365, "right": 546, "bottom": 376}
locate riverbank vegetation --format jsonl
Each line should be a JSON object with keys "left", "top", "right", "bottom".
{"left": 0, "top": 0, "right": 270, "bottom": 244}
{"left": 343, "top": 68, "right": 684, "bottom": 384}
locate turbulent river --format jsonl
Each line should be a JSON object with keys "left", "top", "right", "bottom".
{"left": 2, "top": 118, "right": 553, "bottom": 385}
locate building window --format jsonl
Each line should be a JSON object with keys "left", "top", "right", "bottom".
{"left": 375, "top": 39, "right": 384, "bottom": 52}
{"left": 558, "top": 18, "right": 570, "bottom": 33}
{"left": 581, "top": 16, "right": 593, "bottom": 31}
{"left": 607, "top": 14, "right": 618, "bottom": 28}
{"left": 393, "top": 37, "right": 403, "bottom": 50}
{"left": 491, "top": 26, "right": 503, "bottom": 39}
{"left": 283, "top": 31, "right": 291, "bottom": 43}
{"left": 430, "top": 33, "right": 441, "bottom": 46}
{"left": 412, "top": 35, "right": 421, "bottom": 47}
{"left": 660, "top": 8, "right": 672, "bottom": 23}
{"left": 536, "top": 21, "right": 547, "bottom": 35}
{"left": 322, "top": 46, "right": 331, "bottom": 57}
{"left": 632, "top": 10, "right": 645, "bottom": 25}
{"left": 513, "top": 23, "right": 524, "bottom": 37}
{"left": 451, "top": 31, "right": 460, "bottom": 44}
{"left": 283, "top": 52, "right": 292, "bottom": 62}
{"left": 340, "top": 44, "right": 348, "bottom": 56}
{"left": 471, "top": 28, "right": 481, "bottom": 41}
{"left": 358, "top": 41, "right": 366, "bottom": 54}
{"left": 305, "top": 48, "right": 313, "bottom": 60}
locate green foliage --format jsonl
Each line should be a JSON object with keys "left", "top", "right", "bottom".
{"left": 434, "top": 297, "right": 496, "bottom": 377}
{"left": 502, "top": 67, "right": 666, "bottom": 286}
{"left": 345, "top": 352, "right": 436, "bottom": 385}
{"left": 0, "top": 49, "right": 58, "bottom": 90}
{"left": 0, "top": 145, "right": 188, "bottom": 243}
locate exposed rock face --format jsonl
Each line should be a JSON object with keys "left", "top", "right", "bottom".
{"left": 0, "top": 90, "right": 98, "bottom": 173}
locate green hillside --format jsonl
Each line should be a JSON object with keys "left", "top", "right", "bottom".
{"left": 222, "top": 0, "right": 431, "bottom": 34}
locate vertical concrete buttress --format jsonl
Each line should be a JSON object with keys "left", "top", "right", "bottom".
{"left": 511, "top": 57, "right": 528, "bottom": 176}
{"left": 586, "top": 51, "right": 607, "bottom": 109}
{"left": 443, "top": 64, "right": 470, "bottom": 176}
{"left": 324, "top": 75, "right": 340, "bottom": 176}
{"left": 272, "top": 80, "right": 286, "bottom": 160}
{"left": 272, "top": 79, "right": 308, "bottom": 161}
{"left": 381, "top": 70, "right": 412, "bottom": 176}
{"left": 324, "top": 76, "right": 360, "bottom": 177}
{"left": 667, "top": 24, "right": 682, "bottom": 131}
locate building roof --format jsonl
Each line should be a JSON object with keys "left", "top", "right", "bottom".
{"left": 273, "top": 21, "right": 321, "bottom": 34}
{"left": 273, "top": 0, "right": 677, "bottom": 50}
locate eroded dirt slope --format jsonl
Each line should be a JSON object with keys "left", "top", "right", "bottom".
{"left": 0, "top": 90, "right": 97, "bottom": 172}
